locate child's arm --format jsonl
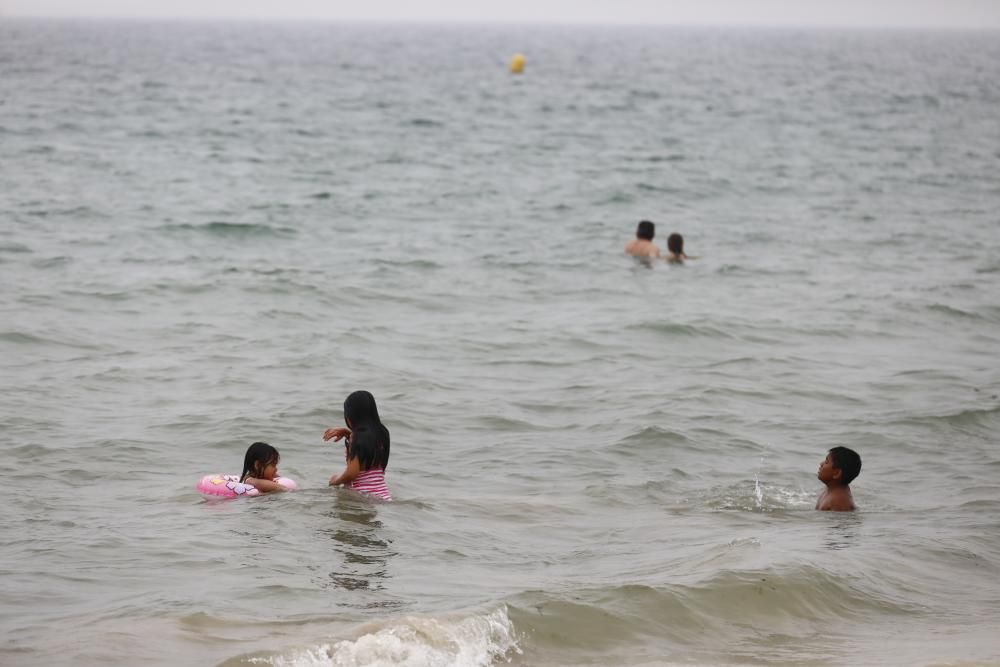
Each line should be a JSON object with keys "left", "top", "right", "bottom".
{"left": 323, "top": 427, "right": 351, "bottom": 442}
{"left": 329, "top": 456, "right": 361, "bottom": 487}
{"left": 244, "top": 477, "right": 288, "bottom": 493}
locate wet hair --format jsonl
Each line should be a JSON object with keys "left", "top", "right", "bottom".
{"left": 241, "top": 441, "right": 280, "bottom": 482}
{"left": 343, "top": 390, "right": 390, "bottom": 471}
{"left": 667, "top": 233, "right": 684, "bottom": 256}
{"left": 828, "top": 446, "right": 861, "bottom": 485}
{"left": 636, "top": 220, "right": 655, "bottom": 241}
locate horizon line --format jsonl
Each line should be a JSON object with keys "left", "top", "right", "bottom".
{"left": 2, "top": 14, "right": 1000, "bottom": 31}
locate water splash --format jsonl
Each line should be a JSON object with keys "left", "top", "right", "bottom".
{"left": 753, "top": 456, "right": 766, "bottom": 509}
{"left": 255, "top": 607, "right": 520, "bottom": 667}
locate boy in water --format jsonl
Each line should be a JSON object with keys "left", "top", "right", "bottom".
{"left": 624, "top": 220, "right": 661, "bottom": 258}
{"left": 816, "top": 446, "right": 861, "bottom": 511}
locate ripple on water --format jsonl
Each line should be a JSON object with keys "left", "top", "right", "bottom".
{"left": 156, "top": 221, "right": 298, "bottom": 238}
{"left": 627, "top": 321, "right": 737, "bottom": 339}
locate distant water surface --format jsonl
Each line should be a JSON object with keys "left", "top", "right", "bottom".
{"left": 1, "top": 19, "right": 999, "bottom": 667}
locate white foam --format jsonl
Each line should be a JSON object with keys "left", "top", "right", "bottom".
{"left": 263, "top": 607, "right": 520, "bottom": 667}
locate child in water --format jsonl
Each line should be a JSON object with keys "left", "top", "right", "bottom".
{"left": 816, "top": 446, "right": 861, "bottom": 511}
{"left": 240, "top": 441, "right": 289, "bottom": 493}
{"left": 324, "top": 390, "right": 392, "bottom": 501}
{"left": 665, "top": 233, "right": 690, "bottom": 263}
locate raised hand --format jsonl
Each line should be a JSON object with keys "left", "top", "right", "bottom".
{"left": 323, "top": 427, "right": 351, "bottom": 442}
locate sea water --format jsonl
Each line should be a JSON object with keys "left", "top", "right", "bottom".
{"left": 1, "top": 19, "right": 999, "bottom": 666}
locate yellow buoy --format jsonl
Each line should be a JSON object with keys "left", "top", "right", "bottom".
{"left": 509, "top": 53, "right": 525, "bottom": 74}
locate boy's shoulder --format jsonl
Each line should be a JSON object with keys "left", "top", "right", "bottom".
{"left": 625, "top": 239, "right": 660, "bottom": 257}
{"left": 816, "top": 486, "right": 856, "bottom": 512}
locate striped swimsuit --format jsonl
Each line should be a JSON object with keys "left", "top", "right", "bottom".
{"left": 347, "top": 468, "right": 392, "bottom": 501}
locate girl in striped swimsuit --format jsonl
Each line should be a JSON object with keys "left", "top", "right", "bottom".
{"left": 324, "top": 390, "right": 392, "bottom": 501}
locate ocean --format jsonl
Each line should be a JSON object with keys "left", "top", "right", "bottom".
{"left": 1, "top": 18, "right": 999, "bottom": 666}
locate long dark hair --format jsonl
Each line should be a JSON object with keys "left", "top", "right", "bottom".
{"left": 344, "top": 390, "right": 390, "bottom": 471}
{"left": 241, "top": 441, "right": 279, "bottom": 482}
{"left": 667, "top": 233, "right": 684, "bottom": 256}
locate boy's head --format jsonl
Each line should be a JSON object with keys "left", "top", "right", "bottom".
{"left": 818, "top": 446, "right": 862, "bottom": 486}
{"left": 636, "top": 220, "right": 655, "bottom": 241}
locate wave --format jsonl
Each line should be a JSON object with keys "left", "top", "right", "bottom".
{"left": 926, "top": 303, "right": 988, "bottom": 321}
{"left": 619, "top": 425, "right": 694, "bottom": 450}
{"left": 636, "top": 182, "right": 683, "bottom": 193}
{"left": 0, "top": 242, "right": 32, "bottom": 254}
{"left": 470, "top": 415, "right": 544, "bottom": 432}
{"left": 157, "top": 222, "right": 297, "bottom": 238}
{"left": 896, "top": 404, "right": 1000, "bottom": 431}
{"left": 291, "top": 128, "right": 325, "bottom": 138}
{"left": 31, "top": 255, "right": 73, "bottom": 269}
{"left": 626, "top": 321, "right": 734, "bottom": 339}
{"left": 221, "top": 607, "right": 519, "bottom": 667}
{"left": 370, "top": 258, "right": 443, "bottom": 272}
{"left": 248, "top": 202, "right": 293, "bottom": 211}
{"left": 974, "top": 262, "right": 1000, "bottom": 274}
{"left": 958, "top": 498, "right": 1000, "bottom": 511}
{"left": 23, "top": 205, "right": 103, "bottom": 219}
{"left": 506, "top": 568, "right": 921, "bottom": 659}
{"left": 0, "top": 330, "right": 46, "bottom": 345}
{"left": 701, "top": 355, "right": 850, "bottom": 374}
{"left": 597, "top": 192, "right": 634, "bottom": 205}
{"left": 61, "top": 288, "right": 137, "bottom": 301}
{"left": 407, "top": 118, "right": 444, "bottom": 128}
{"left": 0, "top": 330, "right": 100, "bottom": 349}
{"left": 713, "top": 263, "right": 808, "bottom": 277}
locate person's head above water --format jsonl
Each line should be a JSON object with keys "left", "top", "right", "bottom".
{"left": 241, "top": 441, "right": 280, "bottom": 483}
{"left": 636, "top": 220, "right": 655, "bottom": 241}
{"left": 818, "top": 446, "right": 862, "bottom": 486}
{"left": 344, "top": 390, "right": 383, "bottom": 428}
{"left": 667, "top": 233, "right": 684, "bottom": 256}
{"left": 343, "top": 390, "right": 390, "bottom": 470}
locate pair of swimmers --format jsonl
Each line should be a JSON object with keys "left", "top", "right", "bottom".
{"left": 625, "top": 220, "right": 689, "bottom": 262}
{"left": 625, "top": 220, "right": 864, "bottom": 510}
{"left": 237, "top": 390, "right": 392, "bottom": 501}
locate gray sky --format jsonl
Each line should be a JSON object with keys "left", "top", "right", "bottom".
{"left": 3, "top": 0, "right": 1000, "bottom": 28}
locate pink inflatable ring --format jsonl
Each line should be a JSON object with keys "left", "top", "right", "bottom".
{"left": 196, "top": 474, "right": 298, "bottom": 498}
